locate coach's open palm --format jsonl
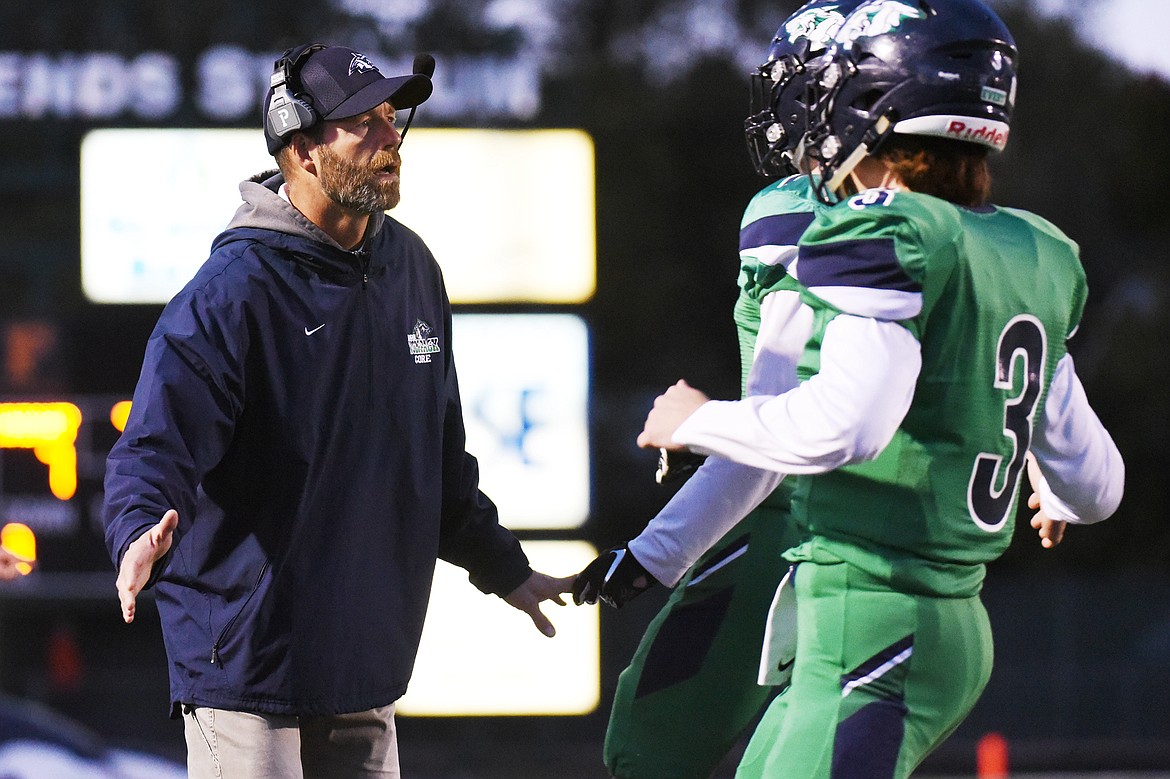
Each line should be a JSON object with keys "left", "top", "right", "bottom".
{"left": 504, "top": 571, "right": 574, "bottom": 638}
{"left": 116, "top": 509, "right": 178, "bottom": 623}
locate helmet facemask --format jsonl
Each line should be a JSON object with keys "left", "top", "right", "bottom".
{"left": 744, "top": 0, "right": 862, "bottom": 180}
{"left": 744, "top": 51, "right": 820, "bottom": 178}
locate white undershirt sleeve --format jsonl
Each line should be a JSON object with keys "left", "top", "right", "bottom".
{"left": 626, "top": 288, "right": 808, "bottom": 585}
{"left": 673, "top": 314, "right": 922, "bottom": 473}
{"left": 628, "top": 458, "right": 783, "bottom": 587}
{"left": 1028, "top": 353, "right": 1124, "bottom": 524}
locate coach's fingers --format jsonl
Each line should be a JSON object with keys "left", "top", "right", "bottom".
{"left": 503, "top": 572, "right": 573, "bottom": 637}
{"left": 116, "top": 510, "right": 179, "bottom": 623}
{"left": 524, "top": 604, "right": 557, "bottom": 638}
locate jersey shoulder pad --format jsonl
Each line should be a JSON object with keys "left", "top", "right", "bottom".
{"left": 999, "top": 205, "right": 1081, "bottom": 255}
{"left": 740, "top": 174, "right": 822, "bottom": 229}
{"left": 739, "top": 176, "right": 824, "bottom": 297}
{"left": 800, "top": 190, "right": 963, "bottom": 282}
{"left": 997, "top": 206, "right": 1087, "bottom": 335}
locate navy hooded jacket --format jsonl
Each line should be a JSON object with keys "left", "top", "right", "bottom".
{"left": 103, "top": 173, "right": 531, "bottom": 717}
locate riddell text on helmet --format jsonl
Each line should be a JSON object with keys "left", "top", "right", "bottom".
{"left": 945, "top": 120, "right": 1008, "bottom": 149}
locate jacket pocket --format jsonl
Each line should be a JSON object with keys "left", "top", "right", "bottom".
{"left": 210, "top": 559, "right": 271, "bottom": 666}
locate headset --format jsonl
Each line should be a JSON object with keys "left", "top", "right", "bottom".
{"left": 266, "top": 44, "right": 433, "bottom": 149}
{"left": 265, "top": 43, "right": 327, "bottom": 144}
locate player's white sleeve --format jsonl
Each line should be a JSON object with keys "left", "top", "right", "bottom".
{"left": 1028, "top": 354, "right": 1124, "bottom": 524}
{"left": 628, "top": 458, "right": 783, "bottom": 587}
{"left": 629, "top": 288, "right": 805, "bottom": 586}
{"left": 746, "top": 289, "right": 813, "bottom": 396}
{"left": 673, "top": 314, "right": 921, "bottom": 472}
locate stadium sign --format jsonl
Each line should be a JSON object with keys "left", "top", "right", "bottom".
{"left": 0, "top": 47, "right": 541, "bottom": 124}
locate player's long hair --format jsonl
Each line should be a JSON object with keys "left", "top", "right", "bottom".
{"left": 877, "top": 135, "right": 992, "bottom": 207}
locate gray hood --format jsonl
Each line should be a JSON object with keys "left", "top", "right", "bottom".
{"left": 226, "top": 171, "right": 386, "bottom": 251}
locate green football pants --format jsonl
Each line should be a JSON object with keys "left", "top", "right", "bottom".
{"left": 736, "top": 559, "right": 994, "bottom": 779}
{"left": 605, "top": 504, "right": 802, "bottom": 779}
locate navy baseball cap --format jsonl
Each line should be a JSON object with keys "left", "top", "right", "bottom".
{"left": 264, "top": 44, "right": 433, "bottom": 155}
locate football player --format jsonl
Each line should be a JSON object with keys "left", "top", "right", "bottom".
{"left": 575, "top": 4, "right": 862, "bottom": 777}
{"left": 633, "top": 1, "right": 1123, "bottom": 776}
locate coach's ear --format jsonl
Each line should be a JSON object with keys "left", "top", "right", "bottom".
{"left": 285, "top": 132, "right": 318, "bottom": 175}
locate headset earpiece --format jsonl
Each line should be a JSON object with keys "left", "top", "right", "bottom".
{"left": 266, "top": 44, "right": 326, "bottom": 143}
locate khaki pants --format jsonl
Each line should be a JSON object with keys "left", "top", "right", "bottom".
{"left": 183, "top": 703, "right": 400, "bottom": 779}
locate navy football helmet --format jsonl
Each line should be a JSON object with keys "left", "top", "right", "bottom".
{"left": 744, "top": 0, "right": 865, "bottom": 178}
{"left": 806, "top": 0, "right": 1018, "bottom": 196}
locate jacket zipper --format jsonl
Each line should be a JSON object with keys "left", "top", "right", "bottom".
{"left": 210, "top": 559, "right": 271, "bottom": 666}
{"left": 353, "top": 246, "right": 375, "bottom": 406}
{"left": 354, "top": 247, "right": 370, "bottom": 289}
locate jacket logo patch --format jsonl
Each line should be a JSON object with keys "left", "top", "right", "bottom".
{"left": 407, "top": 319, "right": 440, "bottom": 363}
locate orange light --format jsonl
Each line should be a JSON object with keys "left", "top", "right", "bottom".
{"left": 0, "top": 402, "right": 82, "bottom": 500}
{"left": 1, "top": 522, "right": 36, "bottom": 575}
{"left": 110, "top": 400, "right": 132, "bottom": 432}
{"left": 976, "top": 732, "right": 1010, "bottom": 779}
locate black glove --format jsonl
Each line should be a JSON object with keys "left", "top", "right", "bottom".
{"left": 655, "top": 447, "right": 707, "bottom": 485}
{"left": 572, "top": 545, "right": 658, "bottom": 608}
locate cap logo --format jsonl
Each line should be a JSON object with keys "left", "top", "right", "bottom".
{"left": 348, "top": 52, "right": 377, "bottom": 76}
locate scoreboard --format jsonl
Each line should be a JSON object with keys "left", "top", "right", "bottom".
{"left": 0, "top": 397, "right": 130, "bottom": 574}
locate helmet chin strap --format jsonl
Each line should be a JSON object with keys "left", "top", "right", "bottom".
{"left": 826, "top": 114, "right": 892, "bottom": 194}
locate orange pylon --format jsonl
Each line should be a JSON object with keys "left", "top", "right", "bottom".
{"left": 976, "top": 731, "right": 1009, "bottom": 778}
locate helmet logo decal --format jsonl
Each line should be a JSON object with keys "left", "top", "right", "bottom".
{"left": 837, "top": 1, "right": 926, "bottom": 47}
{"left": 784, "top": 8, "right": 848, "bottom": 51}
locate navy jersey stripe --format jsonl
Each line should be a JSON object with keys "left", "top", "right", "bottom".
{"left": 798, "top": 238, "right": 921, "bottom": 293}
{"left": 740, "top": 212, "right": 816, "bottom": 252}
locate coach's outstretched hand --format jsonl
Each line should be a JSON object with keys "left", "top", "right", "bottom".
{"left": 504, "top": 571, "right": 575, "bottom": 638}
{"left": 117, "top": 509, "right": 178, "bottom": 623}
{"left": 572, "top": 546, "right": 658, "bottom": 609}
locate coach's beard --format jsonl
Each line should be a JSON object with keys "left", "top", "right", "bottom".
{"left": 318, "top": 146, "right": 401, "bottom": 213}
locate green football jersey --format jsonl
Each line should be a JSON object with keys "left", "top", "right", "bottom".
{"left": 734, "top": 174, "right": 826, "bottom": 513}
{"left": 735, "top": 174, "right": 823, "bottom": 392}
{"left": 787, "top": 188, "right": 1086, "bottom": 593}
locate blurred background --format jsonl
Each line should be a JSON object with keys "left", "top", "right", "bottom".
{"left": 1, "top": 0, "right": 1168, "bottom": 776}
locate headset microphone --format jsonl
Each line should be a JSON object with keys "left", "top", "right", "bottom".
{"left": 412, "top": 53, "right": 436, "bottom": 79}
{"left": 398, "top": 53, "right": 435, "bottom": 145}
